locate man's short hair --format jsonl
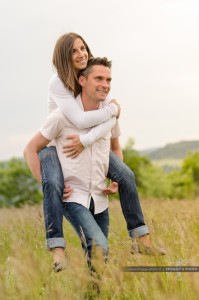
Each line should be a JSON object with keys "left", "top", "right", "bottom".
{"left": 79, "top": 57, "right": 112, "bottom": 78}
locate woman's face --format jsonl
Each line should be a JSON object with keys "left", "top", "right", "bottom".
{"left": 72, "top": 38, "right": 88, "bottom": 71}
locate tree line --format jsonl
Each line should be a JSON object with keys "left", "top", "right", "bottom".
{"left": 1, "top": 141, "right": 199, "bottom": 207}
{"left": 123, "top": 138, "right": 199, "bottom": 199}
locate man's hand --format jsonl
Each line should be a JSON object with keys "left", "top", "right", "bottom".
{"left": 62, "top": 135, "right": 85, "bottom": 158}
{"left": 102, "top": 181, "right": 118, "bottom": 195}
{"left": 63, "top": 182, "right": 73, "bottom": 199}
{"left": 110, "top": 99, "right": 121, "bottom": 119}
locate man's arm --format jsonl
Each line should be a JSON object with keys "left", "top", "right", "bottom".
{"left": 102, "top": 137, "right": 123, "bottom": 196}
{"left": 111, "top": 137, "right": 123, "bottom": 161}
{"left": 23, "top": 132, "right": 51, "bottom": 183}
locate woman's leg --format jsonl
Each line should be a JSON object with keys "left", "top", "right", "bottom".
{"left": 107, "top": 151, "right": 149, "bottom": 238}
{"left": 39, "top": 146, "right": 66, "bottom": 250}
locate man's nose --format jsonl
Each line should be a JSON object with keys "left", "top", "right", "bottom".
{"left": 102, "top": 80, "right": 110, "bottom": 89}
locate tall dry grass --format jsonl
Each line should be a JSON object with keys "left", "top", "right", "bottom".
{"left": 0, "top": 199, "right": 199, "bottom": 300}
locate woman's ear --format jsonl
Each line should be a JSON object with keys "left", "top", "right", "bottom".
{"left": 78, "top": 75, "right": 86, "bottom": 87}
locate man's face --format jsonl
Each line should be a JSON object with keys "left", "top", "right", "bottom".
{"left": 80, "top": 65, "right": 112, "bottom": 102}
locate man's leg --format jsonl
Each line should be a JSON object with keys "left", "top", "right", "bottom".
{"left": 93, "top": 208, "right": 109, "bottom": 240}
{"left": 62, "top": 202, "right": 108, "bottom": 259}
{"left": 93, "top": 207, "right": 109, "bottom": 263}
{"left": 39, "top": 146, "right": 66, "bottom": 270}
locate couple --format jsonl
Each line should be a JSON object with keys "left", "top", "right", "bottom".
{"left": 24, "top": 33, "right": 163, "bottom": 272}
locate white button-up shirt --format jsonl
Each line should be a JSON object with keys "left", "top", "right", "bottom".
{"left": 40, "top": 95, "right": 120, "bottom": 214}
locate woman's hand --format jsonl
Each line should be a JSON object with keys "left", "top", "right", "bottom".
{"left": 62, "top": 135, "right": 85, "bottom": 158}
{"left": 63, "top": 182, "right": 73, "bottom": 199}
{"left": 102, "top": 181, "right": 118, "bottom": 195}
{"left": 110, "top": 99, "right": 121, "bottom": 119}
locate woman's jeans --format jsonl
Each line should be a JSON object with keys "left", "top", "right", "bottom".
{"left": 62, "top": 200, "right": 109, "bottom": 259}
{"left": 39, "top": 146, "right": 149, "bottom": 250}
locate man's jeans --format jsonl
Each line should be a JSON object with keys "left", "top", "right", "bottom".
{"left": 39, "top": 146, "right": 149, "bottom": 250}
{"left": 62, "top": 200, "right": 109, "bottom": 259}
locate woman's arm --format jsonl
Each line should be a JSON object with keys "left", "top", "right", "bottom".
{"left": 49, "top": 75, "right": 118, "bottom": 129}
{"left": 63, "top": 118, "right": 122, "bottom": 157}
{"left": 63, "top": 118, "right": 116, "bottom": 157}
{"left": 80, "top": 118, "right": 116, "bottom": 147}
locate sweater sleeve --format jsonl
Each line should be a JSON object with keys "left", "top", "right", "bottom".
{"left": 80, "top": 118, "right": 117, "bottom": 147}
{"left": 48, "top": 75, "right": 117, "bottom": 129}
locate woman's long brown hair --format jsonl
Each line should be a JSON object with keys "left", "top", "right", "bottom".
{"left": 52, "top": 32, "right": 93, "bottom": 96}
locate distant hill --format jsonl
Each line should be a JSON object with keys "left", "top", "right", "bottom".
{"left": 139, "top": 140, "right": 199, "bottom": 160}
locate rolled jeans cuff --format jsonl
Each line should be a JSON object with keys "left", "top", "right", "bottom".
{"left": 128, "top": 225, "right": 149, "bottom": 238}
{"left": 46, "top": 238, "right": 66, "bottom": 250}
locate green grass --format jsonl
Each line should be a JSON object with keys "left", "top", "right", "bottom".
{"left": 0, "top": 199, "right": 199, "bottom": 299}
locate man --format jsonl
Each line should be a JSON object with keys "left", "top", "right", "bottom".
{"left": 24, "top": 57, "right": 120, "bottom": 271}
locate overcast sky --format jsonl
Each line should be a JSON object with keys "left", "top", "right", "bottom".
{"left": 1, "top": 0, "right": 199, "bottom": 160}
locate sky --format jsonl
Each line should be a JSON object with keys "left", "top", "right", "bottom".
{"left": 1, "top": 0, "right": 199, "bottom": 160}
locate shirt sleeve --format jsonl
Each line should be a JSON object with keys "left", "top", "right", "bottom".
{"left": 39, "top": 111, "right": 63, "bottom": 141}
{"left": 80, "top": 118, "right": 117, "bottom": 148}
{"left": 48, "top": 75, "right": 117, "bottom": 129}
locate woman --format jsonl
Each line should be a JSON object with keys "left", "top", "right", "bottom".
{"left": 39, "top": 33, "right": 150, "bottom": 272}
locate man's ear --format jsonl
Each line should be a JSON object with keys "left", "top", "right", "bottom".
{"left": 79, "top": 75, "right": 86, "bottom": 87}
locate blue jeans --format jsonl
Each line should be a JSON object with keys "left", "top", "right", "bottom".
{"left": 39, "top": 147, "right": 66, "bottom": 249}
{"left": 62, "top": 200, "right": 109, "bottom": 259}
{"left": 39, "top": 146, "right": 149, "bottom": 250}
{"left": 108, "top": 152, "right": 149, "bottom": 238}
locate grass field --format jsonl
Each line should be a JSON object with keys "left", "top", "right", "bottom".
{"left": 0, "top": 199, "right": 199, "bottom": 300}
